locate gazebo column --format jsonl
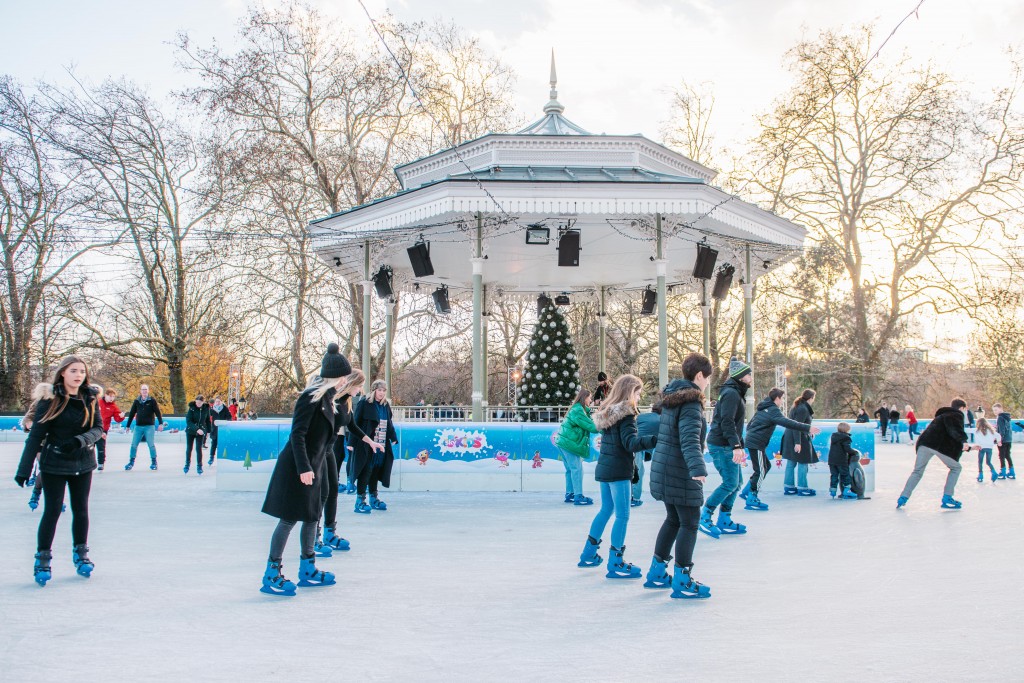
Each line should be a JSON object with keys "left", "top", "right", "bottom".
{"left": 384, "top": 299, "right": 395, "bottom": 400}
{"left": 743, "top": 244, "right": 755, "bottom": 417}
{"left": 598, "top": 286, "right": 607, "bottom": 374}
{"left": 361, "top": 241, "right": 372, "bottom": 394}
{"left": 655, "top": 214, "right": 668, "bottom": 389}
{"left": 471, "top": 213, "right": 484, "bottom": 422}
{"left": 482, "top": 285, "right": 489, "bottom": 419}
{"left": 701, "top": 280, "right": 711, "bottom": 356}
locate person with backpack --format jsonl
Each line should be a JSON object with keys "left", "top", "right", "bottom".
{"left": 646, "top": 353, "right": 714, "bottom": 599}
{"left": 555, "top": 388, "right": 599, "bottom": 506}
{"left": 14, "top": 356, "right": 104, "bottom": 586}
{"left": 700, "top": 358, "right": 752, "bottom": 538}
{"left": 124, "top": 384, "right": 164, "bottom": 471}
{"left": 828, "top": 422, "right": 860, "bottom": 499}
{"left": 577, "top": 374, "right": 657, "bottom": 579}
{"left": 993, "top": 403, "right": 1016, "bottom": 480}
{"left": 96, "top": 388, "right": 125, "bottom": 471}
{"left": 781, "top": 389, "right": 819, "bottom": 496}
{"left": 897, "top": 397, "right": 973, "bottom": 509}
{"left": 740, "top": 387, "right": 820, "bottom": 511}
{"left": 184, "top": 394, "right": 212, "bottom": 475}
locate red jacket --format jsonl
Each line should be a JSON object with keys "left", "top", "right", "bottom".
{"left": 907, "top": 410, "right": 917, "bottom": 425}
{"left": 98, "top": 397, "right": 126, "bottom": 432}
{"left": 228, "top": 404, "right": 238, "bottom": 420}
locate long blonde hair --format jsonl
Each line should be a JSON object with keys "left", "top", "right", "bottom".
{"left": 596, "top": 374, "right": 643, "bottom": 419}
{"left": 337, "top": 370, "right": 365, "bottom": 412}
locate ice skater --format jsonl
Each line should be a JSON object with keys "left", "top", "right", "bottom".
{"left": 647, "top": 353, "right": 713, "bottom": 599}
{"left": 14, "top": 356, "right": 104, "bottom": 585}
{"left": 555, "top": 388, "right": 599, "bottom": 505}
{"left": 993, "top": 403, "right": 1016, "bottom": 480}
{"left": 701, "top": 358, "right": 753, "bottom": 537}
{"left": 350, "top": 380, "right": 399, "bottom": 514}
{"left": 781, "top": 389, "right": 819, "bottom": 496}
{"left": 741, "top": 387, "right": 819, "bottom": 510}
{"left": 96, "top": 388, "right": 125, "bottom": 471}
{"left": 576, "top": 374, "right": 657, "bottom": 579}
{"left": 208, "top": 397, "right": 231, "bottom": 465}
{"left": 897, "top": 398, "right": 972, "bottom": 509}
{"left": 124, "top": 383, "right": 164, "bottom": 470}
{"left": 259, "top": 344, "right": 350, "bottom": 596}
{"left": 972, "top": 417, "right": 1000, "bottom": 483}
{"left": 184, "top": 394, "right": 211, "bottom": 474}
{"left": 828, "top": 422, "right": 860, "bottom": 499}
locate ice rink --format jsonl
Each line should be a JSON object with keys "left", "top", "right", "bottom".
{"left": 1, "top": 440, "right": 1020, "bottom": 682}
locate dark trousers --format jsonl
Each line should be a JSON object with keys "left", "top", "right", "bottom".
{"left": 653, "top": 503, "right": 701, "bottom": 567}
{"left": 880, "top": 421, "right": 888, "bottom": 437}
{"left": 268, "top": 519, "right": 316, "bottom": 561}
{"left": 998, "top": 442, "right": 1014, "bottom": 469}
{"left": 356, "top": 463, "right": 385, "bottom": 497}
{"left": 829, "top": 463, "right": 852, "bottom": 489}
{"left": 38, "top": 471, "right": 92, "bottom": 550}
{"left": 747, "top": 448, "right": 771, "bottom": 493}
{"left": 185, "top": 433, "right": 206, "bottom": 468}
{"left": 324, "top": 449, "right": 340, "bottom": 528}
{"left": 209, "top": 426, "right": 218, "bottom": 463}
{"left": 96, "top": 434, "right": 107, "bottom": 464}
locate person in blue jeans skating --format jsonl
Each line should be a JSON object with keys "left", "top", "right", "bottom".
{"left": 124, "top": 384, "right": 164, "bottom": 470}
{"left": 577, "top": 374, "right": 657, "bottom": 579}
{"left": 701, "top": 358, "right": 752, "bottom": 538}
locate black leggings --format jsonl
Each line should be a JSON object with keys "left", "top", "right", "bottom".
{"left": 268, "top": 519, "right": 317, "bottom": 561}
{"left": 654, "top": 503, "right": 701, "bottom": 567}
{"left": 96, "top": 434, "right": 107, "bottom": 465}
{"left": 209, "top": 427, "right": 218, "bottom": 463}
{"left": 999, "top": 443, "right": 1014, "bottom": 469}
{"left": 323, "top": 449, "right": 340, "bottom": 528}
{"left": 185, "top": 433, "right": 205, "bottom": 467}
{"left": 356, "top": 462, "right": 385, "bottom": 497}
{"left": 747, "top": 448, "right": 771, "bottom": 493}
{"left": 38, "top": 471, "right": 92, "bottom": 551}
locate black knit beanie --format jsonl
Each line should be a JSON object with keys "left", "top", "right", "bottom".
{"left": 321, "top": 343, "right": 352, "bottom": 379}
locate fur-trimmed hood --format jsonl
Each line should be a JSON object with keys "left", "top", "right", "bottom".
{"left": 31, "top": 383, "right": 53, "bottom": 401}
{"left": 592, "top": 401, "right": 636, "bottom": 431}
{"left": 660, "top": 379, "right": 705, "bottom": 409}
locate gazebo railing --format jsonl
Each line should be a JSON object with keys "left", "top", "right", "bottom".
{"left": 392, "top": 405, "right": 573, "bottom": 423}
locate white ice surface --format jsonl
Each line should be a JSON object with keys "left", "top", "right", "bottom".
{"left": 0, "top": 441, "right": 1021, "bottom": 683}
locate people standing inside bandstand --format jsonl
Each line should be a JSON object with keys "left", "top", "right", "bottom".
{"left": 700, "top": 358, "right": 753, "bottom": 537}
{"left": 897, "top": 397, "right": 972, "bottom": 510}
{"left": 646, "top": 353, "right": 713, "bottom": 599}
{"left": 576, "top": 374, "right": 656, "bottom": 579}
{"left": 782, "top": 389, "right": 819, "bottom": 496}
{"left": 555, "top": 388, "right": 599, "bottom": 506}
{"left": 351, "top": 380, "right": 399, "bottom": 514}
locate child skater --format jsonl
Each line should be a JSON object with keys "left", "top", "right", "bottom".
{"left": 647, "top": 353, "right": 714, "bottom": 599}
{"left": 973, "top": 417, "right": 1000, "bottom": 483}
{"left": 555, "top": 388, "right": 599, "bottom": 505}
{"left": 993, "top": 404, "right": 1016, "bottom": 480}
{"left": 96, "top": 388, "right": 125, "bottom": 471}
{"left": 259, "top": 344, "right": 350, "bottom": 596}
{"left": 14, "top": 357, "right": 104, "bottom": 585}
{"left": 828, "top": 422, "right": 859, "bottom": 499}
{"left": 577, "top": 374, "right": 657, "bottom": 579}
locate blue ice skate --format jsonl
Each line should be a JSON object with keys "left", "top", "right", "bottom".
{"left": 297, "top": 555, "right": 336, "bottom": 587}
{"left": 897, "top": 496, "right": 908, "bottom": 508}
{"left": 28, "top": 490, "right": 39, "bottom": 510}
{"left": 716, "top": 510, "right": 747, "bottom": 534}
{"left": 323, "top": 528, "right": 350, "bottom": 552}
{"left": 564, "top": 492, "right": 575, "bottom": 503}
{"left": 1009, "top": 468, "right": 1017, "bottom": 480}
{"left": 698, "top": 507, "right": 721, "bottom": 538}
{"left": 643, "top": 555, "right": 672, "bottom": 589}
{"left": 605, "top": 546, "right": 642, "bottom": 579}
{"left": 630, "top": 497, "right": 643, "bottom": 507}
{"left": 796, "top": 487, "right": 816, "bottom": 496}
{"left": 739, "top": 481, "right": 750, "bottom": 500}
{"left": 574, "top": 494, "right": 594, "bottom": 506}
{"left": 578, "top": 536, "right": 602, "bottom": 567}
{"left": 313, "top": 539, "right": 333, "bottom": 557}
{"left": 744, "top": 492, "right": 769, "bottom": 511}
{"left": 73, "top": 544, "right": 94, "bottom": 577}
{"left": 124, "top": 459, "right": 135, "bottom": 471}
{"left": 260, "top": 560, "right": 296, "bottom": 596}
{"left": 840, "top": 486, "right": 858, "bottom": 500}
{"left": 670, "top": 564, "right": 710, "bottom": 600}
{"left": 784, "top": 486, "right": 799, "bottom": 495}
{"left": 354, "top": 496, "right": 371, "bottom": 514}
{"left": 941, "top": 495, "right": 962, "bottom": 509}
{"left": 149, "top": 459, "right": 158, "bottom": 471}
{"left": 33, "top": 550, "right": 51, "bottom": 586}
{"left": 370, "top": 494, "right": 387, "bottom": 511}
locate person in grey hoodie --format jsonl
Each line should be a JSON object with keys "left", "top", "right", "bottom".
{"left": 740, "top": 388, "right": 819, "bottom": 510}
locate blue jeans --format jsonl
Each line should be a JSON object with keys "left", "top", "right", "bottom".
{"left": 705, "top": 444, "right": 742, "bottom": 512}
{"left": 889, "top": 422, "right": 900, "bottom": 443}
{"left": 978, "top": 448, "right": 995, "bottom": 473}
{"left": 129, "top": 425, "right": 157, "bottom": 461}
{"left": 632, "top": 452, "right": 647, "bottom": 500}
{"left": 560, "top": 448, "right": 583, "bottom": 496}
{"left": 588, "top": 480, "right": 632, "bottom": 548}
{"left": 784, "top": 460, "right": 809, "bottom": 488}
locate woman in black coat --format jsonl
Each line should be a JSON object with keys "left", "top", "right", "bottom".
{"left": 259, "top": 344, "right": 351, "bottom": 596}
{"left": 15, "top": 355, "right": 104, "bottom": 586}
{"left": 781, "top": 389, "right": 818, "bottom": 496}
{"left": 350, "top": 380, "right": 399, "bottom": 514}
{"left": 646, "top": 353, "right": 713, "bottom": 599}
{"left": 184, "top": 395, "right": 211, "bottom": 474}
{"left": 577, "top": 374, "right": 656, "bottom": 580}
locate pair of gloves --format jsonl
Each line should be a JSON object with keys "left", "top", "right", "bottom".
{"left": 13, "top": 437, "right": 86, "bottom": 487}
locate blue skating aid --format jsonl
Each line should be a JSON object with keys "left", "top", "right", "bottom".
{"left": 670, "top": 564, "right": 710, "bottom": 600}
{"left": 73, "top": 545, "right": 94, "bottom": 577}
{"left": 260, "top": 560, "right": 296, "bottom": 596}
{"left": 578, "top": 536, "right": 602, "bottom": 568}
{"left": 643, "top": 555, "right": 672, "bottom": 589}
{"left": 605, "top": 546, "right": 641, "bottom": 579}
{"left": 297, "top": 556, "right": 335, "bottom": 587}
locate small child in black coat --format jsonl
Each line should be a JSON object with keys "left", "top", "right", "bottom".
{"left": 828, "top": 422, "right": 859, "bottom": 500}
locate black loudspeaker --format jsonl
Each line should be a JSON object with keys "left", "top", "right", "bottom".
{"left": 554, "top": 294, "right": 570, "bottom": 306}
{"left": 557, "top": 230, "right": 580, "bottom": 267}
{"left": 641, "top": 288, "right": 656, "bottom": 315}
{"left": 407, "top": 242, "right": 434, "bottom": 277}
{"left": 432, "top": 286, "right": 450, "bottom": 314}
{"left": 712, "top": 264, "right": 735, "bottom": 300}
{"left": 537, "top": 294, "right": 553, "bottom": 316}
{"left": 692, "top": 243, "right": 718, "bottom": 280}
{"left": 373, "top": 265, "right": 393, "bottom": 299}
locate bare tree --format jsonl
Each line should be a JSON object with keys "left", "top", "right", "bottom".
{"left": 661, "top": 80, "right": 718, "bottom": 167}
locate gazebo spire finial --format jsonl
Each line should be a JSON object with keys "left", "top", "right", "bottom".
{"left": 544, "top": 49, "right": 565, "bottom": 115}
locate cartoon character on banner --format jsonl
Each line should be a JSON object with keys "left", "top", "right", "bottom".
{"left": 494, "top": 451, "right": 510, "bottom": 468}
{"left": 415, "top": 449, "right": 430, "bottom": 466}
{"left": 532, "top": 450, "right": 543, "bottom": 469}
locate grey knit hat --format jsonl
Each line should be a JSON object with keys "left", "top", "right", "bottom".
{"left": 321, "top": 343, "right": 352, "bottom": 379}
{"left": 728, "top": 357, "right": 752, "bottom": 380}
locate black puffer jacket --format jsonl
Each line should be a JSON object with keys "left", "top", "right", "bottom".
{"left": 745, "top": 396, "right": 810, "bottom": 451}
{"left": 17, "top": 385, "right": 103, "bottom": 478}
{"left": 707, "top": 377, "right": 748, "bottom": 448}
{"left": 781, "top": 400, "right": 817, "bottom": 464}
{"left": 650, "top": 379, "right": 708, "bottom": 507}
{"left": 593, "top": 403, "right": 657, "bottom": 482}
{"left": 185, "top": 401, "right": 211, "bottom": 436}
{"left": 917, "top": 406, "right": 968, "bottom": 460}
{"left": 828, "top": 431, "right": 857, "bottom": 467}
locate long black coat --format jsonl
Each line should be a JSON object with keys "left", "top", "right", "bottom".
{"left": 650, "top": 379, "right": 708, "bottom": 507}
{"left": 350, "top": 397, "right": 398, "bottom": 488}
{"left": 262, "top": 386, "right": 337, "bottom": 522}
{"left": 17, "top": 386, "right": 104, "bottom": 479}
{"left": 781, "top": 400, "right": 818, "bottom": 464}
{"left": 593, "top": 403, "right": 657, "bottom": 482}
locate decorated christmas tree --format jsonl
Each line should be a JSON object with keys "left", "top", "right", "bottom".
{"left": 518, "top": 301, "right": 582, "bottom": 406}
